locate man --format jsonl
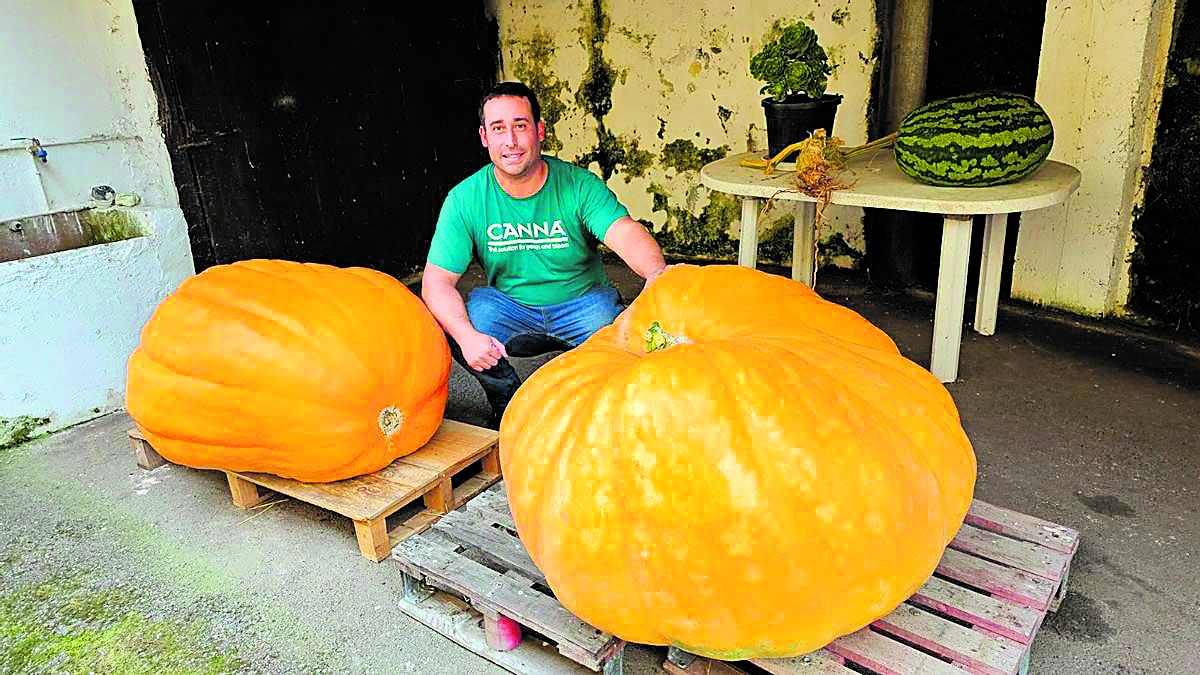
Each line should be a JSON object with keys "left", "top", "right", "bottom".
{"left": 422, "top": 81, "right": 666, "bottom": 428}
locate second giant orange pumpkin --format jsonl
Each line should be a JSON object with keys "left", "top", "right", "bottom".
{"left": 126, "top": 259, "right": 450, "bottom": 482}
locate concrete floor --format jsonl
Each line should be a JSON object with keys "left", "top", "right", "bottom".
{"left": 1, "top": 260, "right": 1197, "bottom": 674}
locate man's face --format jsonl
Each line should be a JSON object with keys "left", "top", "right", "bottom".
{"left": 479, "top": 95, "right": 545, "bottom": 179}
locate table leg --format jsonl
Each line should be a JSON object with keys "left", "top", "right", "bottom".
{"left": 931, "top": 214, "right": 974, "bottom": 383}
{"left": 791, "top": 201, "right": 816, "bottom": 287}
{"left": 974, "top": 213, "right": 1009, "bottom": 336}
{"left": 737, "top": 197, "right": 760, "bottom": 268}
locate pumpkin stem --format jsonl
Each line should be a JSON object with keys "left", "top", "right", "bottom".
{"left": 644, "top": 321, "right": 692, "bottom": 353}
{"left": 378, "top": 407, "right": 404, "bottom": 436}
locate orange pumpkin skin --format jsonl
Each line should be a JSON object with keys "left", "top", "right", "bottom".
{"left": 126, "top": 259, "right": 450, "bottom": 483}
{"left": 499, "top": 264, "right": 976, "bottom": 659}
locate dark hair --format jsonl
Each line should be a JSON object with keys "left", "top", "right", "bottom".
{"left": 478, "top": 81, "right": 541, "bottom": 124}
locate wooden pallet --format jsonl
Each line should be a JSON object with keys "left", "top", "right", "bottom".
{"left": 664, "top": 499, "right": 1080, "bottom": 675}
{"left": 392, "top": 482, "right": 626, "bottom": 674}
{"left": 128, "top": 419, "right": 499, "bottom": 562}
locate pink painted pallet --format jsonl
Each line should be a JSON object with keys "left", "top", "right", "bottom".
{"left": 666, "top": 499, "right": 1080, "bottom": 675}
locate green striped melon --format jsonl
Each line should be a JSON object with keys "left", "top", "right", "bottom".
{"left": 894, "top": 91, "right": 1054, "bottom": 187}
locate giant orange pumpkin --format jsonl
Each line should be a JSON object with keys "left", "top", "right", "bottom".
{"left": 126, "top": 259, "right": 450, "bottom": 482}
{"left": 500, "top": 264, "right": 976, "bottom": 658}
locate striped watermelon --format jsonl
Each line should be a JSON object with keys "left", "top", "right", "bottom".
{"left": 893, "top": 91, "right": 1054, "bottom": 187}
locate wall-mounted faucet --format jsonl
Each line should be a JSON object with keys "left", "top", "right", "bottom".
{"left": 10, "top": 137, "right": 47, "bottom": 162}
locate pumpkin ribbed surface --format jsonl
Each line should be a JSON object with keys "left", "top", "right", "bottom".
{"left": 126, "top": 259, "right": 450, "bottom": 483}
{"left": 499, "top": 264, "right": 975, "bottom": 658}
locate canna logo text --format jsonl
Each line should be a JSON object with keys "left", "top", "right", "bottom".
{"left": 486, "top": 220, "right": 570, "bottom": 252}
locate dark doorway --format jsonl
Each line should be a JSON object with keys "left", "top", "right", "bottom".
{"left": 132, "top": 1, "right": 499, "bottom": 278}
{"left": 868, "top": 1, "right": 1047, "bottom": 300}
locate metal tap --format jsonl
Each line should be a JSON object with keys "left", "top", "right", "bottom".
{"left": 10, "top": 137, "right": 47, "bottom": 162}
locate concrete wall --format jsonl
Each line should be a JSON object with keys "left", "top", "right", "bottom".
{"left": 0, "top": 0, "right": 193, "bottom": 443}
{"left": 1014, "top": 0, "right": 1176, "bottom": 316}
{"left": 488, "top": 0, "right": 879, "bottom": 267}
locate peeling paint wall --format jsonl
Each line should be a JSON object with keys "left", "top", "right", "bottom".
{"left": 1014, "top": 0, "right": 1176, "bottom": 316}
{"left": 0, "top": 0, "right": 193, "bottom": 437}
{"left": 489, "top": 0, "right": 878, "bottom": 266}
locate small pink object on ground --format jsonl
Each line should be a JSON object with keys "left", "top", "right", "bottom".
{"left": 485, "top": 614, "right": 522, "bottom": 651}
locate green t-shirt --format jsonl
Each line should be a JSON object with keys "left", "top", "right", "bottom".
{"left": 428, "top": 156, "right": 629, "bottom": 306}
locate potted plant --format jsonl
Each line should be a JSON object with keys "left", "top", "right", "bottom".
{"left": 749, "top": 20, "right": 843, "bottom": 159}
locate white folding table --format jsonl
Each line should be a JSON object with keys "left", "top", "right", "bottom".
{"left": 699, "top": 149, "right": 1081, "bottom": 383}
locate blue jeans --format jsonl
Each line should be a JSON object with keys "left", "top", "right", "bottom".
{"left": 450, "top": 285, "right": 623, "bottom": 426}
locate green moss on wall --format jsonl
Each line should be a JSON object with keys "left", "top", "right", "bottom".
{"left": 646, "top": 184, "right": 739, "bottom": 259}
{"left": 660, "top": 140, "right": 730, "bottom": 174}
{"left": 756, "top": 222, "right": 865, "bottom": 268}
{"left": 1, "top": 416, "right": 50, "bottom": 451}
{"left": 79, "top": 209, "right": 143, "bottom": 247}
{"left": 0, "top": 574, "right": 244, "bottom": 673}
{"left": 1129, "top": 2, "right": 1200, "bottom": 332}
{"left": 506, "top": 31, "right": 570, "bottom": 154}
{"left": 818, "top": 231, "right": 865, "bottom": 267}
{"left": 566, "top": 0, "right": 656, "bottom": 183}
{"left": 576, "top": 0, "right": 616, "bottom": 120}
{"left": 757, "top": 217, "right": 798, "bottom": 264}
{"left": 573, "top": 126, "right": 655, "bottom": 182}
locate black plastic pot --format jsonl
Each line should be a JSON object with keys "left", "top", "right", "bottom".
{"left": 761, "top": 94, "right": 843, "bottom": 158}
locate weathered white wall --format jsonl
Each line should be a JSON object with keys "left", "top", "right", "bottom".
{"left": 1014, "top": 0, "right": 1176, "bottom": 316}
{"left": 489, "top": 0, "right": 878, "bottom": 265}
{"left": 0, "top": 0, "right": 193, "bottom": 440}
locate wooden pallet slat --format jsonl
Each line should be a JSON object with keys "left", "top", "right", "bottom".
{"left": 128, "top": 419, "right": 499, "bottom": 562}
{"left": 749, "top": 652, "right": 855, "bottom": 674}
{"left": 432, "top": 509, "right": 546, "bottom": 585}
{"left": 950, "top": 523, "right": 1072, "bottom": 584}
{"left": 400, "top": 589, "right": 597, "bottom": 674}
{"left": 871, "top": 602, "right": 1025, "bottom": 675}
{"left": 827, "top": 627, "right": 964, "bottom": 675}
{"left": 394, "top": 482, "right": 625, "bottom": 673}
{"left": 965, "top": 499, "right": 1080, "bottom": 555}
{"left": 935, "top": 547, "right": 1056, "bottom": 611}
{"left": 909, "top": 575, "right": 1043, "bottom": 645}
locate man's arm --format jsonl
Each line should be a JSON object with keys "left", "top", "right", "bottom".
{"left": 603, "top": 216, "right": 667, "bottom": 285}
{"left": 421, "top": 263, "right": 507, "bottom": 371}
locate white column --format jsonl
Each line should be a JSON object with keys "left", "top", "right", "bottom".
{"left": 1013, "top": 0, "right": 1176, "bottom": 315}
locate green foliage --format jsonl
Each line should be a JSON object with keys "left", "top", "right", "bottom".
{"left": 0, "top": 575, "right": 245, "bottom": 674}
{"left": 749, "top": 21, "right": 831, "bottom": 101}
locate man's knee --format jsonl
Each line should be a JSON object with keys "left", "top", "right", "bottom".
{"left": 465, "top": 287, "right": 510, "bottom": 336}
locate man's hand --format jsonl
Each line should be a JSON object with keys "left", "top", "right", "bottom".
{"left": 458, "top": 330, "right": 509, "bottom": 371}
{"left": 643, "top": 262, "right": 676, "bottom": 289}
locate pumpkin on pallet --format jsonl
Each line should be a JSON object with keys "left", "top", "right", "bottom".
{"left": 499, "top": 264, "right": 977, "bottom": 659}
{"left": 894, "top": 90, "right": 1055, "bottom": 187}
{"left": 126, "top": 259, "right": 450, "bottom": 483}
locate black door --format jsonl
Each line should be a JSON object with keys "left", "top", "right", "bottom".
{"left": 132, "top": 1, "right": 498, "bottom": 278}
